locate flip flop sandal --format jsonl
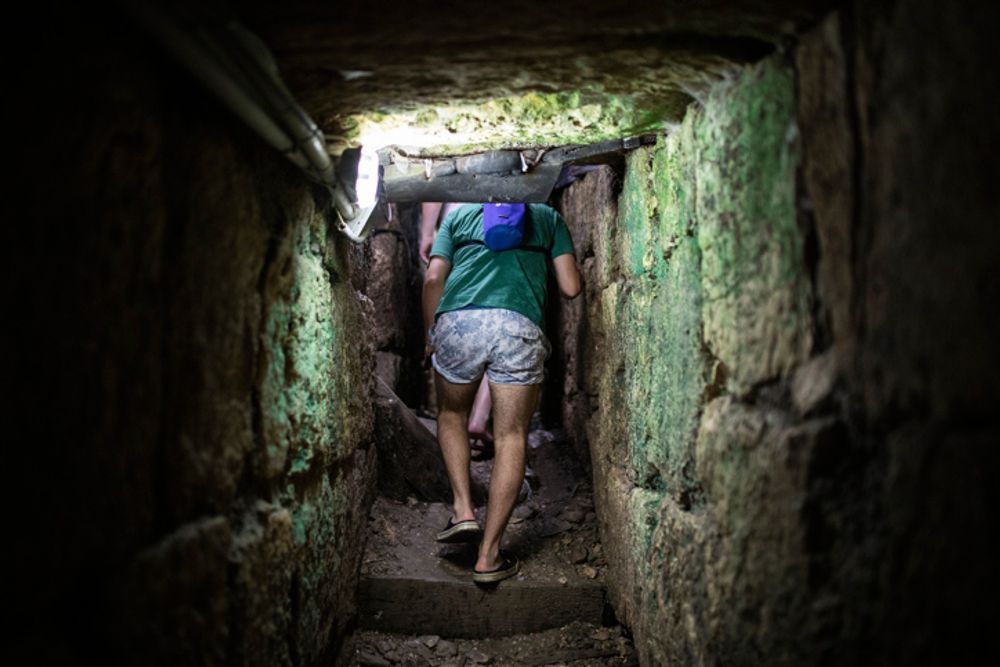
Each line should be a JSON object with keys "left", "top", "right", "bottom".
{"left": 472, "top": 551, "right": 520, "bottom": 584}
{"left": 435, "top": 517, "right": 483, "bottom": 543}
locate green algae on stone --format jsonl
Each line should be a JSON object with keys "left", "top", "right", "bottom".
{"left": 292, "top": 500, "right": 316, "bottom": 547}
{"left": 618, "top": 147, "right": 660, "bottom": 278}
{"left": 258, "top": 203, "right": 337, "bottom": 479}
{"left": 349, "top": 90, "right": 677, "bottom": 156}
{"left": 695, "top": 58, "right": 812, "bottom": 394}
{"left": 615, "top": 133, "right": 706, "bottom": 504}
{"left": 575, "top": 54, "right": 816, "bottom": 666}
{"left": 257, "top": 200, "right": 373, "bottom": 481}
{"left": 647, "top": 123, "right": 706, "bottom": 504}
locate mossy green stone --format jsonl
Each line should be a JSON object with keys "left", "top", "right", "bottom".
{"left": 695, "top": 59, "right": 812, "bottom": 394}
{"left": 580, "top": 55, "right": 815, "bottom": 663}
{"left": 349, "top": 90, "right": 679, "bottom": 157}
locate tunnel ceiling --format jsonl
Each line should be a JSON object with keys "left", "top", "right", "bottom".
{"left": 240, "top": 0, "right": 833, "bottom": 156}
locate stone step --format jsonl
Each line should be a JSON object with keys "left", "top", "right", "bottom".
{"left": 358, "top": 572, "right": 606, "bottom": 638}
{"left": 355, "top": 619, "right": 638, "bottom": 666}
{"left": 360, "top": 419, "right": 609, "bottom": 639}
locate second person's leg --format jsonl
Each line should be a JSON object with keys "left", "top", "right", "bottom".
{"left": 467, "top": 376, "right": 493, "bottom": 445}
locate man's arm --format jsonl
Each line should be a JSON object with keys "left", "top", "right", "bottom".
{"left": 420, "top": 203, "right": 444, "bottom": 264}
{"left": 422, "top": 256, "right": 452, "bottom": 354}
{"left": 552, "top": 254, "right": 581, "bottom": 299}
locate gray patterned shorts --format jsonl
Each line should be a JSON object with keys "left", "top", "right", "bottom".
{"left": 430, "top": 308, "right": 551, "bottom": 385}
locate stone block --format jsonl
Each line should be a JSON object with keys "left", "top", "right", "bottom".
{"left": 796, "top": 13, "right": 855, "bottom": 347}
{"left": 257, "top": 211, "right": 374, "bottom": 480}
{"left": 113, "top": 517, "right": 232, "bottom": 666}
{"left": 617, "top": 134, "right": 706, "bottom": 499}
{"left": 560, "top": 166, "right": 620, "bottom": 290}
{"left": 643, "top": 494, "right": 716, "bottom": 667}
{"left": 876, "top": 425, "right": 1000, "bottom": 663}
{"left": 695, "top": 59, "right": 813, "bottom": 395}
{"left": 689, "top": 397, "right": 850, "bottom": 663}
{"left": 589, "top": 459, "right": 643, "bottom": 633}
{"left": 375, "top": 351, "right": 402, "bottom": 392}
{"left": 10, "top": 30, "right": 378, "bottom": 666}
{"left": 156, "top": 122, "right": 271, "bottom": 525}
{"left": 226, "top": 504, "right": 296, "bottom": 665}
{"left": 854, "top": 0, "right": 1000, "bottom": 422}
{"left": 373, "top": 378, "right": 487, "bottom": 504}
{"left": 618, "top": 147, "right": 660, "bottom": 279}
{"left": 367, "top": 231, "right": 410, "bottom": 351}
{"left": 791, "top": 349, "right": 838, "bottom": 416}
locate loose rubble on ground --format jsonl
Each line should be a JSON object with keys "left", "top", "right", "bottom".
{"left": 355, "top": 620, "right": 637, "bottom": 666}
{"left": 356, "top": 420, "right": 637, "bottom": 665}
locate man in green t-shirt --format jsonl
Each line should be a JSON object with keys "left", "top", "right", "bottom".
{"left": 423, "top": 203, "right": 581, "bottom": 584}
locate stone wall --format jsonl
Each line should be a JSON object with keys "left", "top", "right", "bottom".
{"left": 847, "top": 1, "right": 999, "bottom": 661}
{"left": 7, "top": 9, "right": 376, "bottom": 666}
{"left": 558, "top": 4, "right": 998, "bottom": 663}
{"left": 366, "top": 204, "right": 428, "bottom": 407}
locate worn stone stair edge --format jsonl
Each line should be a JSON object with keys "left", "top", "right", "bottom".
{"left": 359, "top": 575, "right": 607, "bottom": 638}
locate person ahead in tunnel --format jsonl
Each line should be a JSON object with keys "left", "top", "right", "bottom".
{"left": 423, "top": 202, "right": 581, "bottom": 583}
{"left": 421, "top": 203, "right": 494, "bottom": 449}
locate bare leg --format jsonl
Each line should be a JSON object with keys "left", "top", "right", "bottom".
{"left": 434, "top": 372, "right": 481, "bottom": 522}
{"left": 467, "top": 377, "right": 493, "bottom": 441}
{"left": 476, "top": 381, "right": 539, "bottom": 572}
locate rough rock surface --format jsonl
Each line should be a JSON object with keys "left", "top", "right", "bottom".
{"left": 241, "top": 0, "right": 832, "bottom": 155}
{"left": 10, "top": 12, "right": 377, "bottom": 665}
{"left": 556, "top": 8, "right": 1000, "bottom": 661}
{"left": 365, "top": 208, "right": 427, "bottom": 407}
{"left": 368, "top": 231, "right": 410, "bottom": 351}
{"left": 372, "top": 378, "right": 487, "bottom": 504}
{"left": 850, "top": 2, "right": 1000, "bottom": 662}
{"left": 9, "top": 2, "right": 999, "bottom": 666}
{"left": 549, "top": 167, "right": 619, "bottom": 464}
{"left": 355, "top": 621, "right": 637, "bottom": 667}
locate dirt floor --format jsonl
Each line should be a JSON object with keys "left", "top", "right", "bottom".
{"left": 354, "top": 621, "right": 638, "bottom": 666}
{"left": 362, "top": 417, "right": 608, "bottom": 584}
{"left": 355, "top": 418, "right": 637, "bottom": 666}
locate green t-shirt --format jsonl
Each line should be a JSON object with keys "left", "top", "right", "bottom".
{"left": 430, "top": 203, "right": 575, "bottom": 327}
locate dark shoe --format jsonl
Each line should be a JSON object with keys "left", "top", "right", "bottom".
{"left": 435, "top": 517, "right": 483, "bottom": 544}
{"left": 470, "top": 437, "right": 495, "bottom": 461}
{"left": 472, "top": 551, "right": 520, "bottom": 584}
{"left": 470, "top": 436, "right": 494, "bottom": 452}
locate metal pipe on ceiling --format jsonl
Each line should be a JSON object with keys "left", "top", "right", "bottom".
{"left": 116, "top": 0, "right": 376, "bottom": 242}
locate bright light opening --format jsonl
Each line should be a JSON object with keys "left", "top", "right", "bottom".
{"left": 356, "top": 146, "right": 380, "bottom": 208}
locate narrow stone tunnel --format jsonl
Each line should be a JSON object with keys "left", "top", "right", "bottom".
{"left": 8, "top": 1, "right": 999, "bottom": 665}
